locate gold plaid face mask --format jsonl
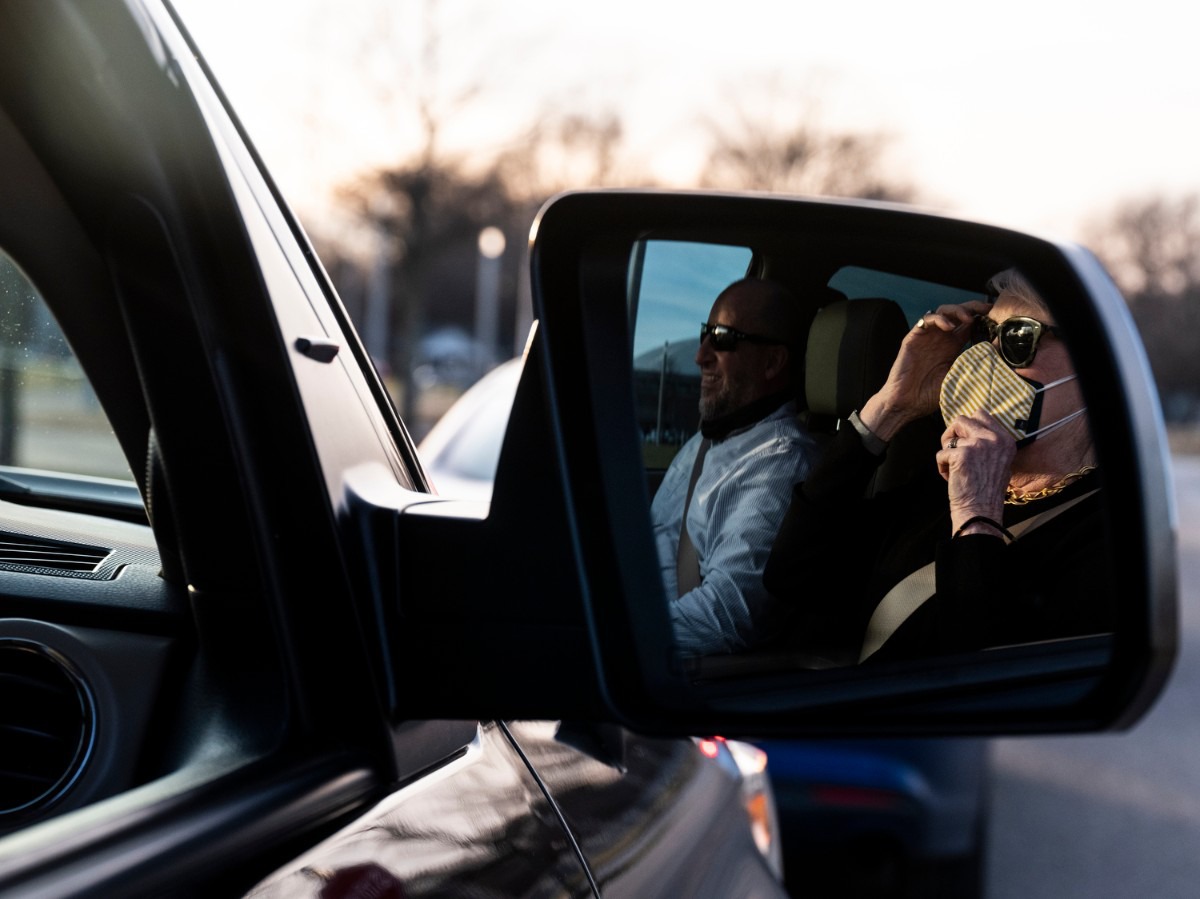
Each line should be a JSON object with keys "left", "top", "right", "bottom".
{"left": 939, "top": 341, "right": 1084, "bottom": 446}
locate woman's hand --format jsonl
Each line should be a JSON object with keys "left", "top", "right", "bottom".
{"left": 937, "top": 410, "right": 1016, "bottom": 535}
{"left": 859, "top": 301, "right": 991, "bottom": 441}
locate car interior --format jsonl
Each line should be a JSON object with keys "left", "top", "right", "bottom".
{"left": 0, "top": 69, "right": 184, "bottom": 840}
{"left": 0, "top": 2, "right": 392, "bottom": 865}
{"left": 617, "top": 234, "right": 1121, "bottom": 686}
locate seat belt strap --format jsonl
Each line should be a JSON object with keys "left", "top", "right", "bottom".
{"left": 676, "top": 438, "right": 711, "bottom": 597}
{"left": 858, "top": 489, "right": 1098, "bottom": 662}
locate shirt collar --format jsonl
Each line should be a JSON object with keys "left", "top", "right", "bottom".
{"left": 700, "top": 391, "right": 794, "bottom": 440}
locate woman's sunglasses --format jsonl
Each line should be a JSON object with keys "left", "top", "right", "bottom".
{"left": 972, "top": 315, "right": 1063, "bottom": 369}
{"left": 699, "top": 322, "right": 782, "bottom": 352}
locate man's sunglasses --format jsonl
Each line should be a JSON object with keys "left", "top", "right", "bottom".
{"left": 972, "top": 315, "right": 1063, "bottom": 369}
{"left": 699, "top": 322, "right": 781, "bottom": 352}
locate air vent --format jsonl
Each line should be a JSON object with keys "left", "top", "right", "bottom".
{"left": 0, "top": 641, "right": 93, "bottom": 819}
{"left": 0, "top": 534, "right": 109, "bottom": 574}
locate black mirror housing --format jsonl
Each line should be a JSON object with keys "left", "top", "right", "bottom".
{"left": 374, "top": 190, "right": 1175, "bottom": 738}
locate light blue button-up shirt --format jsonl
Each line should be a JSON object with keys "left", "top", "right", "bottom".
{"left": 650, "top": 401, "right": 818, "bottom": 655}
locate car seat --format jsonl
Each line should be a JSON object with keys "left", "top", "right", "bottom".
{"left": 802, "top": 297, "right": 942, "bottom": 497}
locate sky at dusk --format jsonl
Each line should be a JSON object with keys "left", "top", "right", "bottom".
{"left": 171, "top": 0, "right": 1200, "bottom": 245}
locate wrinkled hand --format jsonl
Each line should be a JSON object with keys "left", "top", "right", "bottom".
{"left": 860, "top": 301, "right": 991, "bottom": 440}
{"left": 937, "top": 410, "right": 1016, "bottom": 534}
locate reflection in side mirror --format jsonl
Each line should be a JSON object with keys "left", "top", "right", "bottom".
{"left": 631, "top": 244, "right": 1112, "bottom": 675}
{"left": 528, "top": 190, "right": 1175, "bottom": 736}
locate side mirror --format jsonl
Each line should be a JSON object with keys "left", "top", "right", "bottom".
{"left": 519, "top": 190, "right": 1176, "bottom": 736}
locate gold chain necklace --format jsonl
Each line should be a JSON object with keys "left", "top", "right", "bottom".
{"left": 1005, "top": 465, "right": 1097, "bottom": 506}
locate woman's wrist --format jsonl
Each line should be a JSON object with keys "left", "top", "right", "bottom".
{"left": 951, "top": 501, "right": 1008, "bottom": 536}
{"left": 953, "top": 516, "right": 1014, "bottom": 542}
{"left": 847, "top": 410, "right": 888, "bottom": 455}
{"left": 858, "top": 394, "right": 914, "bottom": 442}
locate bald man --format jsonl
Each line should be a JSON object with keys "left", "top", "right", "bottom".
{"left": 651, "top": 278, "right": 820, "bottom": 655}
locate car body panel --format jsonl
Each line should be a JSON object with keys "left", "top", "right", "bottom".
{"left": 245, "top": 721, "right": 784, "bottom": 898}
{"left": 515, "top": 722, "right": 783, "bottom": 897}
{"left": 245, "top": 722, "right": 594, "bottom": 897}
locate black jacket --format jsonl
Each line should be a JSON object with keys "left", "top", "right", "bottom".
{"left": 764, "top": 423, "right": 1113, "bottom": 664}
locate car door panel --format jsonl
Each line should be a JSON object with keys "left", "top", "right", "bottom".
{"left": 506, "top": 721, "right": 784, "bottom": 898}
{"left": 245, "top": 722, "right": 596, "bottom": 898}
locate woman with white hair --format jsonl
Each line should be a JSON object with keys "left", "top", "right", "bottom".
{"left": 765, "top": 270, "right": 1110, "bottom": 665}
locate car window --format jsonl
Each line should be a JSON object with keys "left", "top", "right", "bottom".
{"left": 828, "top": 265, "right": 986, "bottom": 324}
{"left": 0, "top": 251, "right": 131, "bottom": 481}
{"left": 630, "top": 240, "right": 753, "bottom": 467}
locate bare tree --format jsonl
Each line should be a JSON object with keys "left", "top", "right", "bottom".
{"left": 487, "top": 107, "right": 645, "bottom": 357}
{"left": 1085, "top": 195, "right": 1200, "bottom": 298}
{"left": 341, "top": 105, "right": 641, "bottom": 411}
{"left": 1086, "top": 193, "right": 1200, "bottom": 418}
{"left": 318, "top": 0, "right": 493, "bottom": 424}
{"left": 316, "top": 3, "right": 646, "bottom": 425}
{"left": 493, "top": 109, "right": 633, "bottom": 204}
{"left": 698, "top": 79, "right": 915, "bottom": 201}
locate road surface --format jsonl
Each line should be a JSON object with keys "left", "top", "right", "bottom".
{"left": 987, "top": 454, "right": 1200, "bottom": 897}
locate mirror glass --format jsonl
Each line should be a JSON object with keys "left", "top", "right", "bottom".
{"left": 625, "top": 238, "right": 1113, "bottom": 680}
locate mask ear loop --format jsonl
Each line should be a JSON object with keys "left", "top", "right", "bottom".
{"left": 1014, "top": 370, "right": 1076, "bottom": 433}
{"left": 1014, "top": 375, "right": 1083, "bottom": 447}
{"left": 1035, "top": 373, "right": 1078, "bottom": 392}
{"left": 1016, "top": 406, "right": 1088, "bottom": 448}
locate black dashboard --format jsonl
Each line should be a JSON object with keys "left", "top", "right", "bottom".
{"left": 0, "top": 489, "right": 186, "bottom": 833}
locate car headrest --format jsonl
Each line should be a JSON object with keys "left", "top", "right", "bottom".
{"left": 804, "top": 298, "right": 909, "bottom": 419}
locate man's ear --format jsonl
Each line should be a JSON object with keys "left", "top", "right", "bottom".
{"left": 763, "top": 345, "right": 790, "bottom": 383}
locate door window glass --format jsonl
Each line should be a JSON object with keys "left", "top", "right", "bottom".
{"left": 630, "top": 240, "right": 753, "bottom": 467}
{"left": 828, "top": 266, "right": 986, "bottom": 325}
{"left": 0, "top": 252, "right": 131, "bottom": 480}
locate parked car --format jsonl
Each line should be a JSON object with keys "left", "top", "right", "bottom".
{"left": 421, "top": 356, "right": 990, "bottom": 899}
{"left": 0, "top": 1, "right": 1175, "bottom": 897}
{"left": 418, "top": 357, "right": 524, "bottom": 503}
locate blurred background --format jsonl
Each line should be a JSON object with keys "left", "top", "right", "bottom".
{"left": 172, "top": 0, "right": 1200, "bottom": 445}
